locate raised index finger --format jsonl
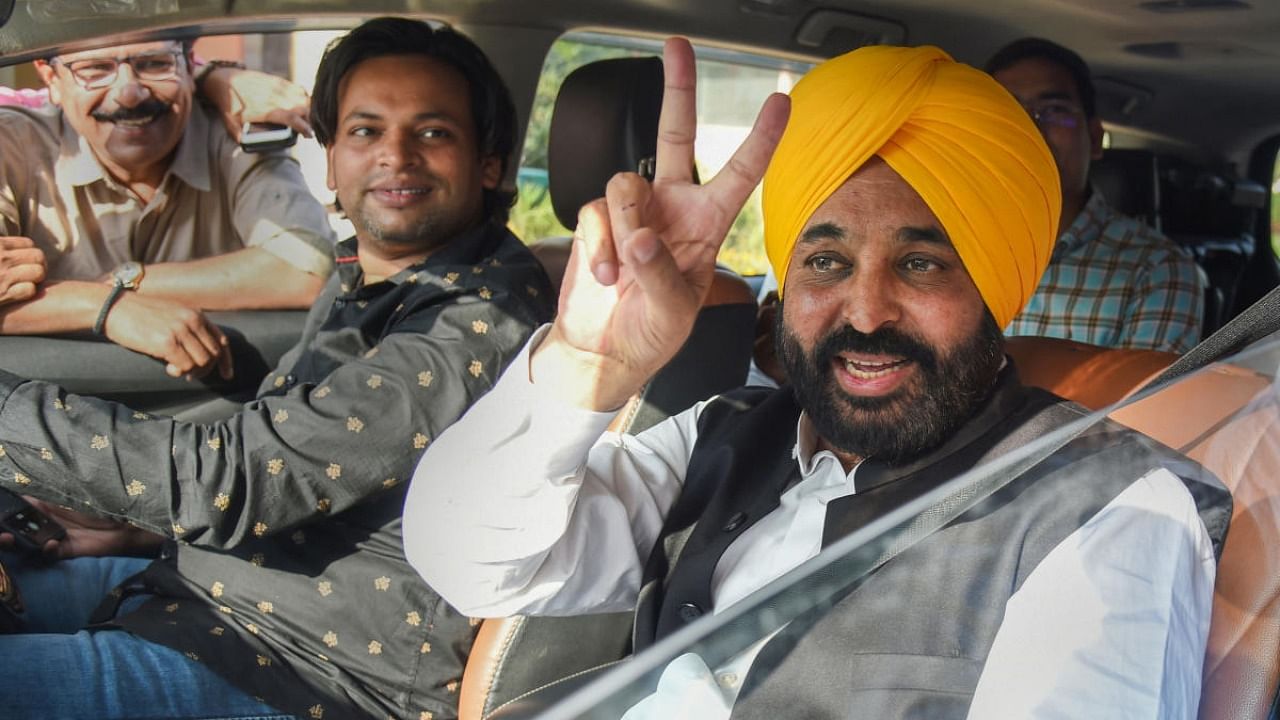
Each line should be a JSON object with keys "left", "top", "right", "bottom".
{"left": 653, "top": 37, "right": 697, "bottom": 184}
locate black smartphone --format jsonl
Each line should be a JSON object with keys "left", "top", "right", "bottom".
{"left": 240, "top": 121, "right": 298, "bottom": 153}
{"left": 0, "top": 487, "right": 65, "bottom": 553}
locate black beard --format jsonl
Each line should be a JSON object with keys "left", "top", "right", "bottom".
{"left": 776, "top": 305, "right": 1004, "bottom": 465}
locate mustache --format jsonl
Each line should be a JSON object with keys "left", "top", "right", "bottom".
{"left": 812, "top": 324, "right": 938, "bottom": 373}
{"left": 90, "top": 99, "right": 171, "bottom": 123}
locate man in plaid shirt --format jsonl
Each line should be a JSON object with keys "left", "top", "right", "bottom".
{"left": 987, "top": 38, "right": 1203, "bottom": 353}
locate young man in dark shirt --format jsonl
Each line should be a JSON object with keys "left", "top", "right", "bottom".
{"left": 0, "top": 17, "right": 553, "bottom": 720}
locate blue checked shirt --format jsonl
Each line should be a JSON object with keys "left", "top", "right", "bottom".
{"left": 1006, "top": 191, "right": 1204, "bottom": 353}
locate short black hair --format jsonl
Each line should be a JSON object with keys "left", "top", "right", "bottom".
{"left": 985, "top": 37, "right": 1096, "bottom": 119}
{"left": 311, "top": 17, "right": 518, "bottom": 223}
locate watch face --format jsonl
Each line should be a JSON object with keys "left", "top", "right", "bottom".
{"left": 113, "top": 261, "right": 143, "bottom": 288}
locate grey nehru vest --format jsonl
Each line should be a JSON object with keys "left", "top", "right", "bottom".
{"left": 632, "top": 366, "right": 1231, "bottom": 720}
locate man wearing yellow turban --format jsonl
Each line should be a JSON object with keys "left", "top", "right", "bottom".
{"left": 406, "top": 38, "right": 1228, "bottom": 719}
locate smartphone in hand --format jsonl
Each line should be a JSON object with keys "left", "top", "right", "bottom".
{"left": 240, "top": 121, "right": 298, "bottom": 153}
{"left": 0, "top": 488, "right": 65, "bottom": 553}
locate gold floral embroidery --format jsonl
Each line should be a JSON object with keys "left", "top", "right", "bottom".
{"left": 367, "top": 640, "right": 383, "bottom": 655}
{"left": 420, "top": 641, "right": 432, "bottom": 654}
{"left": 366, "top": 374, "right": 383, "bottom": 389}
{"left": 266, "top": 458, "right": 284, "bottom": 476}
{"left": 13, "top": 472, "right": 31, "bottom": 485}
{"left": 471, "top": 266, "right": 483, "bottom": 275}
{"left": 257, "top": 655, "right": 272, "bottom": 667}
{"left": 412, "top": 433, "right": 429, "bottom": 450}
{"left": 39, "top": 448, "right": 52, "bottom": 461}
{"left": 407, "top": 273, "right": 420, "bottom": 284}
{"left": 405, "top": 611, "right": 421, "bottom": 627}
{"left": 356, "top": 301, "right": 368, "bottom": 310}
{"left": 381, "top": 478, "right": 398, "bottom": 489}
{"left": 444, "top": 272, "right": 460, "bottom": 284}
{"left": 469, "top": 617, "right": 482, "bottom": 628}
{"left": 250, "top": 553, "right": 265, "bottom": 567}
{"left": 132, "top": 411, "right": 149, "bottom": 420}
{"left": 257, "top": 601, "right": 274, "bottom": 614}
{"left": 374, "top": 576, "right": 391, "bottom": 592}
{"left": 219, "top": 605, "right": 233, "bottom": 614}
{"left": 165, "top": 603, "right": 180, "bottom": 613}
{"left": 322, "top": 631, "right": 338, "bottom": 648}
{"left": 417, "top": 371, "right": 434, "bottom": 388}
{"left": 468, "top": 360, "right": 483, "bottom": 378}
{"left": 364, "top": 347, "right": 380, "bottom": 359}
{"left": 325, "top": 463, "right": 341, "bottom": 480}
{"left": 90, "top": 435, "right": 110, "bottom": 450}
{"left": 253, "top": 522, "right": 268, "bottom": 537}
{"left": 317, "top": 581, "right": 333, "bottom": 597}
{"left": 478, "top": 287, "right": 493, "bottom": 300}
{"left": 245, "top": 623, "right": 260, "bottom": 635}
{"left": 526, "top": 285, "right": 539, "bottom": 297}
{"left": 172, "top": 523, "right": 186, "bottom": 536}
{"left": 471, "top": 320, "right": 489, "bottom": 335}
{"left": 210, "top": 626, "right": 225, "bottom": 636}
{"left": 185, "top": 651, "right": 199, "bottom": 661}
{"left": 447, "top": 681, "right": 459, "bottom": 693}
{"left": 489, "top": 257, "right": 502, "bottom": 267}
{"left": 207, "top": 437, "right": 222, "bottom": 451}
{"left": 419, "top": 712, "right": 434, "bottom": 720}
{"left": 273, "top": 409, "right": 289, "bottom": 424}
{"left": 273, "top": 375, "right": 286, "bottom": 388}
{"left": 213, "top": 493, "right": 230, "bottom": 511}
{"left": 125, "top": 479, "right": 145, "bottom": 496}
{"left": 53, "top": 398, "right": 65, "bottom": 410}
{"left": 0, "top": 445, "right": 6, "bottom": 457}
{"left": 292, "top": 530, "right": 306, "bottom": 545}
{"left": 316, "top": 498, "right": 332, "bottom": 513}
{"left": 346, "top": 417, "right": 364, "bottom": 433}
{"left": 314, "top": 386, "right": 332, "bottom": 399}
{"left": 309, "top": 704, "right": 325, "bottom": 719}
{"left": 211, "top": 582, "right": 225, "bottom": 598}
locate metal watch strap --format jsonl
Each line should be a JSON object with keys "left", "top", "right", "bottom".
{"left": 93, "top": 283, "right": 127, "bottom": 336}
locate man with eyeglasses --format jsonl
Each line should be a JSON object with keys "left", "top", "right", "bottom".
{"left": 987, "top": 38, "right": 1203, "bottom": 353}
{"left": 0, "top": 39, "right": 335, "bottom": 378}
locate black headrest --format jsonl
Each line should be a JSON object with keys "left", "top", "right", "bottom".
{"left": 548, "top": 57, "right": 663, "bottom": 229}
{"left": 1089, "top": 148, "right": 1161, "bottom": 230}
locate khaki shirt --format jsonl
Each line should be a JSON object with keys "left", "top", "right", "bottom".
{"left": 0, "top": 102, "right": 334, "bottom": 280}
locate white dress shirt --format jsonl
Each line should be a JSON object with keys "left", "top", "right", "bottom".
{"left": 404, "top": 329, "right": 1217, "bottom": 718}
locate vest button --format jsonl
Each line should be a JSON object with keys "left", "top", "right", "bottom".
{"left": 677, "top": 602, "right": 703, "bottom": 622}
{"left": 284, "top": 374, "right": 297, "bottom": 387}
{"left": 723, "top": 512, "right": 747, "bottom": 533}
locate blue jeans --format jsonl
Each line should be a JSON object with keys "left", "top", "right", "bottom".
{"left": 0, "top": 553, "right": 294, "bottom": 719}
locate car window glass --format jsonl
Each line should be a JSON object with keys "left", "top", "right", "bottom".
{"left": 510, "top": 32, "right": 811, "bottom": 277}
{"left": 531, "top": 333, "right": 1280, "bottom": 719}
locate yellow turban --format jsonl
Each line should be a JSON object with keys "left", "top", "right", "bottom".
{"left": 762, "top": 45, "right": 1061, "bottom": 328}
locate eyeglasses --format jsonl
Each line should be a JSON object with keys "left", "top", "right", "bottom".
{"left": 52, "top": 50, "right": 184, "bottom": 90}
{"left": 1024, "top": 101, "right": 1082, "bottom": 130}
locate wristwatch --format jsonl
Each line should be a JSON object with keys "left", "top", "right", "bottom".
{"left": 93, "top": 261, "right": 144, "bottom": 336}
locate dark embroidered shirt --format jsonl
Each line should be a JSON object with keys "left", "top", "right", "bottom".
{"left": 0, "top": 222, "right": 555, "bottom": 720}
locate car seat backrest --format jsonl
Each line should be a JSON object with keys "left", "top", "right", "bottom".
{"left": 1009, "top": 332, "right": 1280, "bottom": 719}
{"left": 1108, "top": 363, "right": 1279, "bottom": 720}
{"left": 1005, "top": 335, "right": 1177, "bottom": 410}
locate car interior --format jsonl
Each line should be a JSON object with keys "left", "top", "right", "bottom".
{"left": 0, "top": 0, "right": 1278, "bottom": 717}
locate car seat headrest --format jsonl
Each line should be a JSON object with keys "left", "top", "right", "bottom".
{"left": 548, "top": 56, "right": 664, "bottom": 229}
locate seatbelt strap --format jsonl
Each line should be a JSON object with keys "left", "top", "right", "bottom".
{"left": 1145, "top": 284, "right": 1280, "bottom": 389}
